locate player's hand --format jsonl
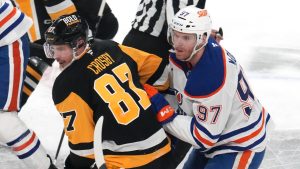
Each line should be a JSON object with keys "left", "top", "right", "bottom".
{"left": 143, "top": 84, "right": 176, "bottom": 124}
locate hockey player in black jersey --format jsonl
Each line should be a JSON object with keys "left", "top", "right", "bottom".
{"left": 44, "top": 14, "right": 174, "bottom": 169}
{"left": 12, "top": 0, "right": 118, "bottom": 107}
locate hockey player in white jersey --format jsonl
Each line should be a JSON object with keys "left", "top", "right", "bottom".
{"left": 0, "top": 1, "right": 57, "bottom": 168}
{"left": 144, "top": 6, "right": 273, "bottom": 169}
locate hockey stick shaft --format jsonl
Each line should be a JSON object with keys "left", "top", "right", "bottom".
{"left": 94, "top": 0, "right": 106, "bottom": 36}
{"left": 53, "top": 130, "right": 65, "bottom": 164}
{"left": 98, "top": 0, "right": 106, "bottom": 17}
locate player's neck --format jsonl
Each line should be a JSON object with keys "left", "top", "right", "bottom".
{"left": 189, "top": 46, "right": 205, "bottom": 67}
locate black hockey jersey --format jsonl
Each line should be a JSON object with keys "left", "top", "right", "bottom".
{"left": 14, "top": 0, "right": 107, "bottom": 42}
{"left": 52, "top": 40, "right": 170, "bottom": 168}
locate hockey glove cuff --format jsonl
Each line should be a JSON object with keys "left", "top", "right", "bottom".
{"left": 143, "top": 84, "right": 176, "bottom": 124}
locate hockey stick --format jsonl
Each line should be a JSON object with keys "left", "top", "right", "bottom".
{"left": 94, "top": 0, "right": 106, "bottom": 36}
{"left": 53, "top": 130, "right": 65, "bottom": 165}
{"left": 94, "top": 116, "right": 106, "bottom": 169}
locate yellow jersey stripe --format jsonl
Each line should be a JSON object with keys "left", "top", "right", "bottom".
{"left": 23, "top": 86, "right": 32, "bottom": 96}
{"left": 104, "top": 141, "right": 171, "bottom": 168}
{"left": 26, "top": 65, "right": 42, "bottom": 81}
{"left": 118, "top": 44, "right": 162, "bottom": 85}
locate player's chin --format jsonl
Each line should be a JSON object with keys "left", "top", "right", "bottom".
{"left": 176, "top": 53, "right": 188, "bottom": 60}
{"left": 59, "top": 62, "right": 67, "bottom": 69}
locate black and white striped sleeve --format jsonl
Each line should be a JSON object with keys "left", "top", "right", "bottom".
{"left": 166, "top": 0, "right": 206, "bottom": 25}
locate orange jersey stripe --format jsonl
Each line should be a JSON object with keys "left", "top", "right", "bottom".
{"left": 26, "top": 65, "right": 42, "bottom": 81}
{"left": 237, "top": 150, "right": 252, "bottom": 169}
{"left": 104, "top": 141, "right": 171, "bottom": 168}
{"left": 8, "top": 40, "right": 21, "bottom": 111}
{"left": 234, "top": 108, "right": 265, "bottom": 144}
{"left": 0, "top": 7, "right": 16, "bottom": 27}
{"left": 13, "top": 132, "right": 36, "bottom": 151}
{"left": 118, "top": 44, "right": 163, "bottom": 85}
{"left": 23, "top": 85, "right": 32, "bottom": 96}
{"left": 193, "top": 124, "right": 214, "bottom": 146}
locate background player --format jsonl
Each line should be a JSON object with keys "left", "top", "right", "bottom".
{"left": 0, "top": 1, "right": 57, "bottom": 168}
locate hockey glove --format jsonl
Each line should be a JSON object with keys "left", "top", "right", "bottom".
{"left": 143, "top": 84, "right": 176, "bottom": 124}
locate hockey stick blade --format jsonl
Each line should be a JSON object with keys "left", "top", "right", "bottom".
{"left": 94, "top": 116, "right": 106, "bottom": 169}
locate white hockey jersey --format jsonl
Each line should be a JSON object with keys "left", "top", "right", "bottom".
{"left": 164, "top": 37, "right": 272, "bottom": 158}
{"left": 0, "top": 0, "right": 32, "bottom": 47}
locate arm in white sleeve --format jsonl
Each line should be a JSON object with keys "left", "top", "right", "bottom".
{"left": 163, "top": 114, "right": 200, "bottom": 148}
{"left": 164, "top": 93, "right": 232, "bottom": 151}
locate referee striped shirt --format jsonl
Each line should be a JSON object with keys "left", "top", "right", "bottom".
{"left": 132, "top": 0, "right": 205, "bottom": 37}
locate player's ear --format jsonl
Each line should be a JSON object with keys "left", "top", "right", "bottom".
{"left": 76, "top": 37, "right": 86, "bottom": 49}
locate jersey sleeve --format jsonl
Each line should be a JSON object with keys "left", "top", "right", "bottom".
{"left": 0, "top": 0, "right": 32, "bottom": 46}
{"left": 164, "top": 95, "right": 231, "bottom": 151}
{"left": 52, "top": 66, "right": 96, "bottom": 159}
{"left": 164, "top": 91, "right": 233, "bottom": 151}
{"left": 118, "top": 44, "right": 169, "bottom": 91}
{"left": 43, "top": 0, "right": 77, "bottom": 20}
{"left": 192, "top": 95, "right": 232, "bottom": 149}
{"left": 55, "top": 92, "right": 95, "bottom": 159}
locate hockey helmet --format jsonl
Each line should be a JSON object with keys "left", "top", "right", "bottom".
{"left": 168, "top": 6, "right": 212, "bottom": 61}
{"left": 44, "top": 14, "right": 89, "bottom": 58}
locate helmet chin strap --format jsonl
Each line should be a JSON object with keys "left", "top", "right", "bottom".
{"left": 73, "top": 43, "right": 90, "bottom": 60}
{"left": 180, "top": 42, "right": 207, "bottom": 62}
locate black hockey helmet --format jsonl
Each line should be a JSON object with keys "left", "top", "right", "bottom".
{"left": 44, "top": 14, "right": 89, "bottom": 58}
{"left": 44, "top": 14, "right": 89, "bottom": 47}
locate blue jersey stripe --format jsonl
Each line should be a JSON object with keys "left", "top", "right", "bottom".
{"left": 190, "top": 118, "right": 208, "bottom": 150}
{"left": 0, "top": 2, "right": 9, "bottom": 14}
{"left": 192, "top": 110, "right": 266, "bottom": 143}
{"left": 20, "top": 34, "right": 30, "bottom": 76}
{"left": 6, "top": 129, "right": 31, "bottom": 146}
{"left": 205, "top": 116, "right": 270, "bottom": 154}
{"left": 18, "top": 140, "right": 40, "bottom": 159}
{"left": 0, "top": 34, "right": 29, "bottom": 110}
{"left": 218, "top": 111, "right": 263, "bottom": 141}
{"left": 206, "top": 132, "right": 266, "bottom": 154}
{"left": 0, "top": 13, "right": 24, "bottom": 40}
{"left": 194, "top": 120, "right": 221, "bottom": 140}
{"left": 0, "top": 44, "right": 10, "bottom": 109}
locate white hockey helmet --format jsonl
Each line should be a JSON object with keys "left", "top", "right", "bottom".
{"left": 168, "top": 6, "right": 212, "bottom": 61}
